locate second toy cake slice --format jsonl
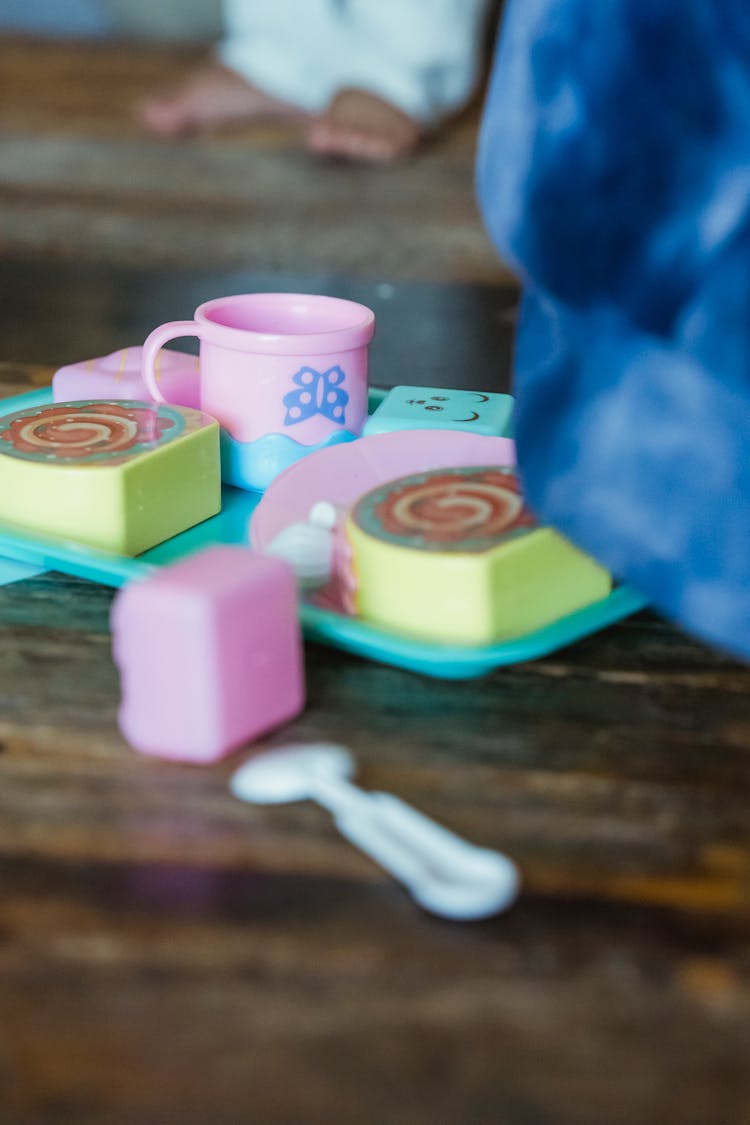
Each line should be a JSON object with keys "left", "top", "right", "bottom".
{"left": 346, "top": 466, "right": 612, "bottom": 645}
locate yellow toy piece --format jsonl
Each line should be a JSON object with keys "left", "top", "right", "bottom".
{"left": 0, "top": 399, "right": 220, "bottom": 555}
{"left": 346, "top": 466, "right": 612, "bottom": 646}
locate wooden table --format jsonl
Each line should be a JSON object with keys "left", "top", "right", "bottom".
{"left": 1, "top": 362, "right": 749, "bottom": 1125}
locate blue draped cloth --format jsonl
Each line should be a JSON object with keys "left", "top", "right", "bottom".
{"left": 477, "top": 0, "right": 750, "bottom": 657}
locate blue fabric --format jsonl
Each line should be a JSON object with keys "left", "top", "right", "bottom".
{"left": 477, "top": 0, "right": 750, "bottom": 657}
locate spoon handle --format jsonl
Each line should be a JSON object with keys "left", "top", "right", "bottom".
{"left": 330, "top": 790, "right": 520, "bottom": 921}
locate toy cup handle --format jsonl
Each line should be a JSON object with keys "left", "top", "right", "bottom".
{"left": 142, "top": 321, "right": 205, "bottom": 404}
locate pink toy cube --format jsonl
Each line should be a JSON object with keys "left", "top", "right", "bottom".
{"left": 111, "top": 546, "right": 304, "bottom": 763}
{"left": 53, "top": 346, "right": 200, "bottom": 409}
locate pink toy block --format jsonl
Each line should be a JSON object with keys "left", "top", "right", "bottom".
{"left": 53, "top": 346, "right": 200, "bottom": 409}
{"left": 111, "top": 546, "right": 304, "bottom": 763}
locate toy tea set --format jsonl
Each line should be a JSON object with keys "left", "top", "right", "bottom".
{"left": 0, "top": 292, "right": 644, "bottom": 768}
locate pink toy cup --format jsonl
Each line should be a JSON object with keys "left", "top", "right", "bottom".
{"left": 141, "top": 293, "right": 375, "bottom": 447}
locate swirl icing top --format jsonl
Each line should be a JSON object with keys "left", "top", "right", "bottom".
{"left": 0, "top": 400, "right": 201, "bottom": 466}
{"left": 350, "top": 466, "right": 537, "bottom": 553}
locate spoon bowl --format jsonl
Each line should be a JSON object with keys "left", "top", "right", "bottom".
{"left": 230, "top": 742, "right": 355, "bottom": 804}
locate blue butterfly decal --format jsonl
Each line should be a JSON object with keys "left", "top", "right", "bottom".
{"left": 283, "top": 365, "right": 349, "bottom": 427}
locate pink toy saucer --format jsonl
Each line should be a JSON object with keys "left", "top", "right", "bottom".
{"left": 250, "top": 429, "right": 516, "bottom": 549}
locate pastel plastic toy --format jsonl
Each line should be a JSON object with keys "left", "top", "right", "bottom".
{"left": 264, "top": 503, "right": 336, "bottom": 590}
{"left": 0, "top": 557, "right": 45, "bottom": 588}
{"left": 363, "top": 385, "right": 514, "bottom": 439}
{"left": 231, "top": 742, "right": 520, "bottom": 920}
{"left": 251, "top": 429, "right": 517, "bottom": 550}
{"left": 112, "top": 546, "right": 304, "bottom": 763}
{"left": 53, "top": 346, "right": 200, "bottom": 409}
{"left": 346, "top": 466, "right": 612, "bottom": 645}
{"left": 0, "top": 388, "right": 647, "bottom": 680}
{"left": 141, "top": 292, "right": 375, "bottom": 491}
{"left": 0, "top": 399, "right": 220, "bottom": 555}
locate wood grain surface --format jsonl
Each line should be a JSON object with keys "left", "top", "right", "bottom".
{"left": 1, "top": 31, "right": 749, "bottom": 1125}
{"left": 0, "top": 36, "right": 511, "bottom": 284}
{"left": 1, "top": 364, "right": 749, "bottom": 1125}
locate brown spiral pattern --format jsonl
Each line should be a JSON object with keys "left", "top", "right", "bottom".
{"left": 367, "top": 468, "right": 536, "bottom": 547}
{"left": 0, "top": 401, "right": 176, "bottom": 463}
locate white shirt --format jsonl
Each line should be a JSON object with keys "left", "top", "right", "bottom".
{"left": 219, "top": 0, "right": 493, "bottom": 124}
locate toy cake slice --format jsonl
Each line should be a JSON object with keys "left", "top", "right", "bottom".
{"left": 0, "top": 399, "right": 220, "bottom": 555}
{"left": 346, "top": 466, "right": 612, "bottom": 646}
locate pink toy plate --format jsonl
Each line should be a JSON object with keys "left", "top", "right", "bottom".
{"left": 250, "top": 427, "right": 645, "bottom": 677}
{"left": 251, "top": 429, "right": 517, "bottom": 548}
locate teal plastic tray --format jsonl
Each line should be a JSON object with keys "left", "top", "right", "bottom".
{"left": 0, "top": 388, "right": 647, "bottom": 678}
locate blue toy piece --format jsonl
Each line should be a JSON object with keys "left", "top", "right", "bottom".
{"left": 477, "top": 0, "right": 750, "bottom": 660}
{"left": 363, "top": 385, "right": 514, "bottom": 438}
{"left": 220, "top": 427, "right": 358, "bottom": 492}
{"left": 0, "top": 558, "right": 45, "bottom": 587}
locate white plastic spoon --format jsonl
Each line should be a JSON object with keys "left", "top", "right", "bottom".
{"left": 259, "top": 503, "right": 339, "bottom": 590}
{"left": 230, "top": 743, "right": 520, "bottom": 921}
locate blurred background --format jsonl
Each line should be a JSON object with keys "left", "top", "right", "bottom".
{"left": 0, "top": 1, "right": 518, "bottom": 389}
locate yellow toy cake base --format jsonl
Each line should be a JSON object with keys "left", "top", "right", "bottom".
{"left": 346, "top": 466, "right": 612, "bottom": 647}
{"left": 0, "top": 400, "right": 220, "bottom": 555}
{"left": 347, "top": 521, "right": 612, "bottom": 646}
